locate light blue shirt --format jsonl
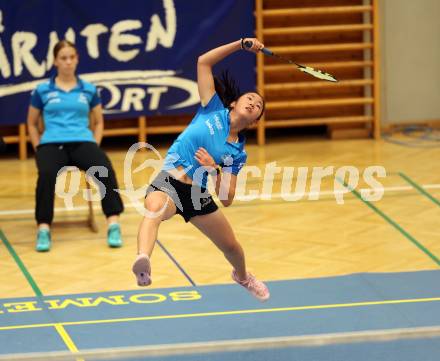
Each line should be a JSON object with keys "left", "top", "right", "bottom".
{"left": 30, "top": 76, "right": 101, "bottom": 144}
{"left": 163, "top": 93, "right": 247, "bottom": 188}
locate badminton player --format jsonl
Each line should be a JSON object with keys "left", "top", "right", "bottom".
{"left": 133, "top": 38, "right": 269, "bottom": 301}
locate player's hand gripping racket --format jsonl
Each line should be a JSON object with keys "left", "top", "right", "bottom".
{"left": 243, "top": 40, "right": 338, "bottom": 82}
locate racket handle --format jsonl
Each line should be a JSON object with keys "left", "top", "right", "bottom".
{"left": 243, "top": 40, "right": 274, "bottom": 56}
{"left": 261, "top": 47, "right": 274, "bottom": 56}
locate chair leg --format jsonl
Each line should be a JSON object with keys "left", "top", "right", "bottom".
{"left": 85, "top": 179, "right": 99, "bottom": 233}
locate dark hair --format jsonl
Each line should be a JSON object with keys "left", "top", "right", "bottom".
{"left": 53, "top": 40, "right": 77, "bottom": 59}
{"left": 214, "top": 70, "right": 241, "bottom": 109}
{"left": 214, "top": 70, "right": 265, "bottom": 121}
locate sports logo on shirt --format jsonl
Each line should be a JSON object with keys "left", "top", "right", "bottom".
{"left": 205, "top": 119, "right": 215, "bottom": 135}
{"left": 221, "top": 154, "right": 233, "bottom": 166}
{"left": 214, "top": 114, "right": 223, "bottom": 130}
{"left": 78, "top": 93, "right": 88, "bottom": 104}
{"left": 47, "top": 91, "right": 59, "bottom": 99}
{"left": 47, "top": 91, "right": 61, "bottom": 104}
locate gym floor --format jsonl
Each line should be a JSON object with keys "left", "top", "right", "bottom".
{"left": 1, "top": 136, "right": 440, "bottom": 359}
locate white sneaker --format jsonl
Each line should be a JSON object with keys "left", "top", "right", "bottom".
{"left": 132, "top": 254, "right": 152, "bottom": 286}
{"left": 232, "top": 269, "right": 270, "bottom": 301}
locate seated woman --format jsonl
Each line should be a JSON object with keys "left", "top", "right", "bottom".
{"left": 26, "top": 40, "right": 124, "bottom": 252}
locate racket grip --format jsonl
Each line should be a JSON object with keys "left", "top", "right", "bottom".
{"left": 243, "top": 40, "right": 274, "bottom": 56}
{"left": 261, "top": 47, "right": 274, "bottom": 56}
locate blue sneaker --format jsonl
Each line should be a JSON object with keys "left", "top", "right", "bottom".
{"left": 107, "top": 224, "right": 123, "bottom": 248}
{"left": 36, "top": 229, "right": 51, "bottom": 252}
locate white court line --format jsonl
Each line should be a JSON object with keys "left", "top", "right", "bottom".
{"left": 1, "top": 184, "right": 440, "bottom": 217}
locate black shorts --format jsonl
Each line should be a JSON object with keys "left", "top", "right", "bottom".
{"left": 145, "top": 171, "right": 218, "bottom": 222}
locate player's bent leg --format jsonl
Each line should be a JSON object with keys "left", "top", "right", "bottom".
{"left": 190, "top": 210, "right": 270, "bottom": 301}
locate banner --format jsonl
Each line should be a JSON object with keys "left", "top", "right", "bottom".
{"left": 0, "top": 0, "right": 255, "bottom": 125}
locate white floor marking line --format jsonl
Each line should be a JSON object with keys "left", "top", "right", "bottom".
{"left": 1, "top": 184, "right": 440, "bottom": 216}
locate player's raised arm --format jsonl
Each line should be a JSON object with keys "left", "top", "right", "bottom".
{"left": 197, "top": 38, "right": 263, "bottom": 106}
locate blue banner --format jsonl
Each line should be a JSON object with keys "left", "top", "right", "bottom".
{"left": 0, "top": 0, "right": 255, "bottom": 125}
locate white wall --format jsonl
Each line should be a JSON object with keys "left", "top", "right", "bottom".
{"left": 380, "top": 0, "right": 440, "bottom": 124}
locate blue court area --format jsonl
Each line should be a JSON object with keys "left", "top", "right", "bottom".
{"left": 1, "top": 270, "right": 440, "bottom": 360}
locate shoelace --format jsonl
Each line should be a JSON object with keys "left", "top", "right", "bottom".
{"left": 108, "top": 227, "right": 119, "bottom": 236}
{"left": 240, "top": 274, "right": 266, "bottom": 296}
{"left": 38, "top": 231, "right": 50, "bottom": 241}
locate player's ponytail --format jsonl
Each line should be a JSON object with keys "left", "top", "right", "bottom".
{"left": 214, "top": 70, "right": 241, "bottom": 109}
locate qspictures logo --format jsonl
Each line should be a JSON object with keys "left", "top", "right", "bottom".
{"left": 55, "top": 142, "right": 387, "bottom": 218}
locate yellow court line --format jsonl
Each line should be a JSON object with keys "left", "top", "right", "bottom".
{"left": 54, "top": 324, "right": 80, "bottom": 352}
{"left": 53, "top": 324, "right": 84, "bottom": 361}
{"left": 1, "top": 296, "right": 440, "bottom": 331}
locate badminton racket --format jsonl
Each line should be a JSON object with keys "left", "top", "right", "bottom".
{"left": 244, "top": 40, "right": 338, "bottom": 82}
